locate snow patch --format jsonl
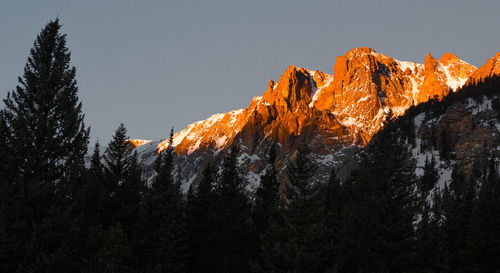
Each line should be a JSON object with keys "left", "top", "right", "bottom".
{"left": 395, "top": 59, "right": 424, "bottom": 105}
{"left": 390, "top": 106, "right": 407, "bottom": 116}
{"left": 398, "top": 61, "right": 416, "bottom": 73}
{"left": 357, "top": 95, "right": 371, "bottom": 103}
{"left": 340, "top": 117, "right": 357, "bottom": 127}
{"left": 215, "top": 135, "right": 227, "bottom": 148}
{"left": 414, "top": 113, "right": 425, "bottom": 131}
{"left": 306, "top": 69, "right": 334, "bottom": 108}
{"left": 409, "top": 76, "right": 420, "bottom": 105}
{"left": 228, "top": 109, "right": 244, "bottom": 125}
{"left": 182, "top": 174, "right": 197, "bottom": 193}
{"left": 314, "top": 154, "right": 336, "bottom": 166}
{"left": 246, "top": 171, "right": 262, "bottom": 191}
{"left": 441, "top": 64, "right": 468, "bottom": 91}
{"left": 466, "top": 96, "right": 492, "bottom": 115}
{"left": 396, "top": 60, "right": 423, "bottom": 73}
{"left": 187, "top": 139, "right": 201, "bottom": 154}
{"left": 172, "top": 125, "right": 194, "bottom": 146}
{"left": 237, "top": 153, "right": 262, "bottom": 165}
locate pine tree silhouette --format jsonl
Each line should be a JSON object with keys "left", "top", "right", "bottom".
{"left": 0, "top": 18, "right": 89, "bottom": 271}
{"left": 143, "top": 127, "right": 187, "bottom": 272}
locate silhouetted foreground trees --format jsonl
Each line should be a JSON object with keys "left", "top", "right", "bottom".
{"left": 1, "top": 19, "right": 500, "bottom": 273}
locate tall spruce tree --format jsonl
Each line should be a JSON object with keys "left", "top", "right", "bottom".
{"left": 0, "top": 18, "right": 89, "bottom": 271}
{"left": 104, "top": 124, "right": 134, "bottom": 189}
{"left": 2, "top": 18, "right": 89, "bottom": 186}
{"left": 104, "top": 124, "right": 144, "bottom": 241}
{"left": 421, "top": 155, "right": 439, "bottom": 193}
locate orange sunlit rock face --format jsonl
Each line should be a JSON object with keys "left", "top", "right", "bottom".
{"left": 130, "top": 48, "right": 499, "bottom": 156}
{"left": 126, "top": 139, "right": 152, "bottom": 148}
{"left": 467, "top": 51, "right": 500, "bottom": 84}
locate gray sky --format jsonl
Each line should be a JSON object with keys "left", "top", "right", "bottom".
{"left": 1, "top": 0, "right": 499, "bottom": 145}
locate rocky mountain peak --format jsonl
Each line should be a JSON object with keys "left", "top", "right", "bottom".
{"left": 440, "top": 52, "right": 460, "bottom": 63}
{"left": 468, "top": 50, "right": 500, "bottom": 84}
{"left": 261, "top": 65, "right": 314, "bottom": 110}
{"left": 420, "top": 53, "right": 449, "bottom": 101}
{"left": 343, "top": 46, "right": 377, "bottom": 58}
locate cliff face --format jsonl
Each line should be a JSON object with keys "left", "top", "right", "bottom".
{"left": 328, "top": 48, "right": 476, "bottom": 144}
{"left": 410, "top": 93, "right": 500, "bottom": 192}
{"left": 130, "top": 47, "right": 499, "bottom": 190}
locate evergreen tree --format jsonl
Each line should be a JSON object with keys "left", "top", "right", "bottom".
{"left": 103, "top": 124, "right": 144, "bottom": 245}
{"left": 439, "top": 130, "right": 450, "bottom": 160}
{"left": 415, "top": 197, "right": 444, "bottom": 273}
{"left": 467, "top": 157, "right": 500, "bottom": 272}
{"left": 421, "top": 155, "right": 439, "bottom": 193}
{"left": 187, "top": 159, "right": 218, "bottom": 273}
{"left": 176, "top": 165, "right": 183, "bottom": 186}
{"left": 252, "top": 144, "right": 280, "bottom": 272}
{"left": 104, "top": 124, "right": 134, "bottom": 189}
{"left": 2, "top": 18, "right": 89, "bottom": 187}
{"left": 94, "top": 223, "right": 133, "bottom": 273}
{"left": 337, "top": 123, "right": 418, "bottom": 273}
{"left": 253, "top": 143, "right": 280, "bottom": 235}
{"left": 212, "top": 143, "right": 255, "bottom": 273}
{"left": 0, "top": 18, "right": 89, "bottom": 271}
{"left": 90, "top": 141, "right": 104, "bottom": 178}
{"left": 0, "top": 112, "right": 25, "bottom": 271}
{"left": 76, "top": 141, "right": 110, "bottom": 232}
{"left": 263, "top": 142, "right": 326, "bottom": 273}
{"left": 441, "top": 166, "right": 476, "bottom": 273}
{"left": 0, "top": 111, "right": 16, "bottom": 181}
{"left": 143, "top": 128, "right": 187, "bottom": 272}
{"left": 56, "top": 142, "right": 108, "bottom": 270}
{"left": 321, "top": 167, "right": 347, "bottom": 272}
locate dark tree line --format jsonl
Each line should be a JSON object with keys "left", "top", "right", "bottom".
{"left": 1, "top": 19, "right": 500, "bottom": 273}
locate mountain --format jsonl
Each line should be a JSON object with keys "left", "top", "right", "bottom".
{"left": 130, "top": 47, "right": 499, "bottom": 191}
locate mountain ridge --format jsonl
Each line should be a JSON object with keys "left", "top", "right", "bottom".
{"left": 129, "top": 47, "right": 500, "bottom": 190}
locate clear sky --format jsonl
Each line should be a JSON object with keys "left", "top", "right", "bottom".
{"left": 1, "top": 0, "right": 499, "bottom": 145}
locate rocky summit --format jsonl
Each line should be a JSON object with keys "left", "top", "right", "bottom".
{"left": 129, "top": 47, "right": 500, "bottom": 191}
